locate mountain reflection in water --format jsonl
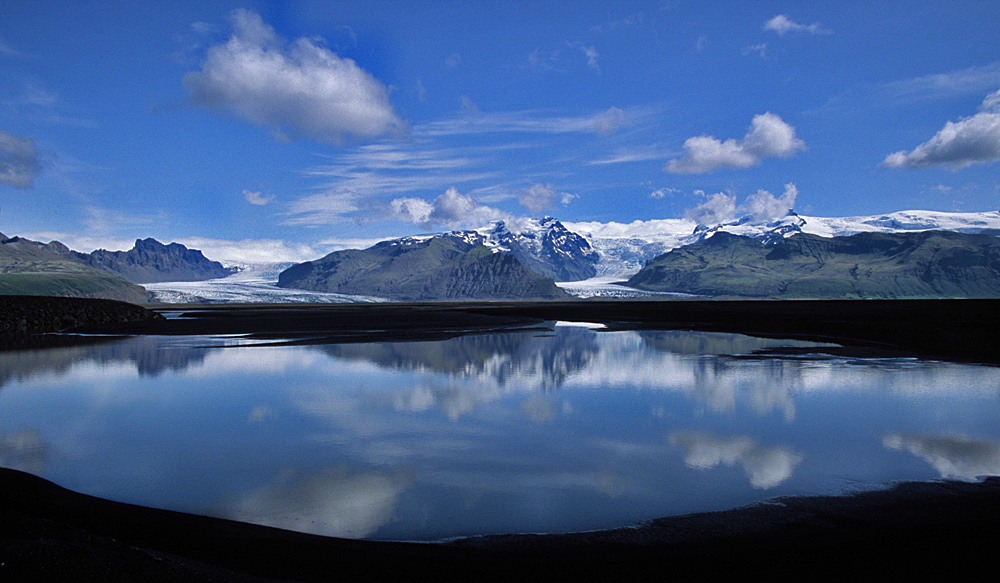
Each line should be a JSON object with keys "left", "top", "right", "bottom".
{"left": 1, "top": 326, "right": 999, "bottom": 540}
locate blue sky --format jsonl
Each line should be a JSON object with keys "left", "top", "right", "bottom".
{"left": 2, "top": 1, "right": 1000, "bottom": 262}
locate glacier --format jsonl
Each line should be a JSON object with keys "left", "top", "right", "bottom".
{"left": 147, "top": 210, "right": 1000, "bottom": 303}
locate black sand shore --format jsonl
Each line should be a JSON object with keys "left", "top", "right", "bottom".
{"left": 3, "top": 296, "right": 1000, "bottom": 580}
{"left": 78, "top": 297, "right": 1000, "bottom": 364}
{"left": 2, "top": 468, "right": 999, "bottom": 581}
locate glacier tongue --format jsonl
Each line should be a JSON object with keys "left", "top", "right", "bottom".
{"left": 147, "top": 210, "right": 1000, "bottom": 302}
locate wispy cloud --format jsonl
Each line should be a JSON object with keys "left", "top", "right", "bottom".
{"left": 285, "top": 106, "right": 659, "bottom": 226}
{"left": 883, "top": 89, "right": 1000, "bottom": 169}
{"left": 741, "top": 43, "right": 767, "bottom": 58}
{"left": 183, "top": 9, "right": 404, "bottom": 145}
{"left": 884, "top": 61, "right": 1000, "bottom": 102}
{"left": 666, "top": 113, "right": 805, "bottom": 174}
{"left": 763, "top": 15, "right": 831, "bottom": 36}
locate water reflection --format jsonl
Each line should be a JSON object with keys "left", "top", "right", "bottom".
{"left": 217, "top": 466, "right": 413, "bottom": 538}
{"left": 1, "top": 327, "right": 1000, "bottom": 540}
{"left": 0, "top": 429, "right": 49, "bottom": 473}
{"left": 883, "top": 434, "right": 1000, "bottom": 480}
{"left": 668, "top": 432, "right": 803, "bottom": 489}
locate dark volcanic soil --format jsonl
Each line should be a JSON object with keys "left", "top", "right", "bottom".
{"left": 0, "top": 295, "right": 163, "bottom": 349}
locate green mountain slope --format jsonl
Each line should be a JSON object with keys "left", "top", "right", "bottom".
{"left": 626, "top": 230, "right": 1000, "bottom": 299}
{"left": 0, "top": 235, "right": 151, "bottom": 303}
{"left": 278, "top": 237, "right": 570, "bottom": 301}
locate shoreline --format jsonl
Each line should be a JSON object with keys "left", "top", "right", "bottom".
{"left": 68, "top": 297, "right": 1000, "bottom": 365}
{"left": 2, "top": 467, "right": 998, "bottom": 580}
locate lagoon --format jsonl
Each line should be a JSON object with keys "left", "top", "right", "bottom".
{"left": 2, "top": 325, "right": 999, "bottom": 541}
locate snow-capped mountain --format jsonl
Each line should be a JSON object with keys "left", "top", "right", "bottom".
{"left": 146, "top": 209, "right": 1000, "bottom": 302}
{"left": 378, "top": 216, "right": 600, "bottom": 282}
{"left": 566, "top": 210, "right": 1000, "bottom": 280}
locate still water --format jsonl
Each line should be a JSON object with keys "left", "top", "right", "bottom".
{"left": 2, "top": 324, "right": 999, "bottom": 541}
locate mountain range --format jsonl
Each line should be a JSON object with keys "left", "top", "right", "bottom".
{"left": 4, "top": 209, "right": 1000, "bottom": 303}
{"left": 626, "top": 229, "right": 1000, "bottom": 299}
{"left": 0, "top": 235, "right": 232, "bottom": 302}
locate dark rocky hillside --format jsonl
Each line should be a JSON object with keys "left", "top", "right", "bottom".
{"left": 278, "top": 237, "right": 570, "bottom": 301}
{"left": 627, "top": 230, "right": 1000, "bottom": 299}
{"left": 78, "top": 238, "right": 234, "bottom": 283}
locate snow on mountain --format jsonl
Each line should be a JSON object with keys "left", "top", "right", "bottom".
{"left": 379, "top": 216, "right": 600, "bottom": 282}
{"left": 148, "top": 209, "right": 1000, "bottom": 302}
{"left": 567, "top": 210, "right": 1000, "bottom": 280}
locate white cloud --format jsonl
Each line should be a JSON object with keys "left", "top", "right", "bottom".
{"left": 518, "top": 183, "right": 576, "bottom": 213}
{"left": 763, "top": 15, "right": 830, "bottom": 36}
{"left": 744, "top": 183, "right": 798, "bottom": 223}
{"left": 174, "top": 237, "right": 320, "bottom": 264}
{"left": 886, "top": 62, "right": 1000, "bottom": 103}
{"left": 183, "top": 9, "right": 404, "bottom": 145}
{"left": 683, "top": 183, "right": 798, "bottom": 226}
{"left": 742, "top": 43, "right": 767, "bottom": 58}
{"left": 389, "top": 197, "right": 433, "bottom": 224}
{"left": 0, "top": 130, "right": 42, "bottom": 188}
{"left": 882, "top": 89, "right": 1000, "bottom": 169}
{"left": 649, "top": 187, "right": 679, "bottom": 199}
{"left": 243, "top": 189, "right": 274, "bottom": 205}
{"left": 591, "top": 106, "right": 627, "bottom": 136}
{"left": 569, "top": 41, "right": 600, "bottom": 72}
{"left": 684, "top": 191, "right": 737, "bottom": 225}
{"left": 284, "top": 191, "right": 360, "bottom": 226}
{"left": 388, "top": 187, "right": 510, "bottom": 229}
{"left": 666, "top": 112, "right": 805, "bottom": 174}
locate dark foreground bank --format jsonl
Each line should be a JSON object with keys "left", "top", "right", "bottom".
{"left": 2, "top": 467, "right": 999, "bottom": 581}
{"left": 0, "top": 295, "right": 162, "bottom": 349}
{"left": 70, "top": 297, "right": 1000, "bottom": 364}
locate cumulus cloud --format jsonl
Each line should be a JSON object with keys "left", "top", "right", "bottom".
{"left": 683, "top": 183, "right": 798, "bottom": 225}
{"left": 684, "top": 191, "right": 737, "bottom": 225}
{"left": 183, "top": 9, "right": 404, "bottom": 145}
{"left": 763, "top": 15, "right": 831, "bottom": 36}
{"left": 744, "top": 183, "right": 798, "bottom": 223}
{"left": 388, "top": 187, "right": 509, "bottom": 228}
{"left": 666, "top": 112, "right": 805, "bottom": 174}
{"left": 243, "top": 189, "right": 274, "bottom": 205}
{"left": 518, "top": 183, "right": 577, "bottom": 213}
{"left": 0, "top": 130, "right": 42, "bottom": 188}
{"left": 882, "top": 89, "right": 1000, "bottom": 169}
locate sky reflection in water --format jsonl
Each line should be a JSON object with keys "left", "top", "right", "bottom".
{"left": 1, "top": 326, "right": 999, "bottom": 541}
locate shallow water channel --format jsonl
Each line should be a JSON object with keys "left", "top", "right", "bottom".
{"left": 1, "top": 324, "right": 999, "bottom": 541}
